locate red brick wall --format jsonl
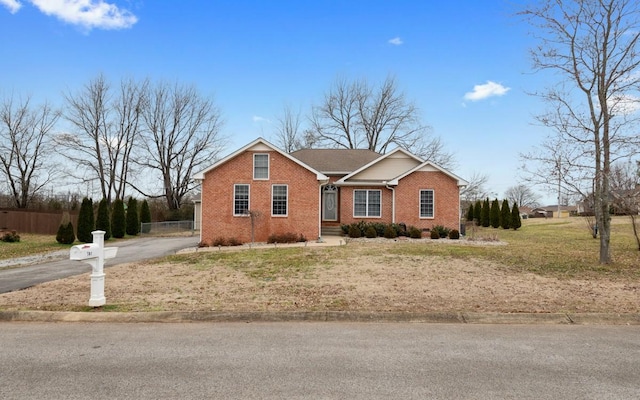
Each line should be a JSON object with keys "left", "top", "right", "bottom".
{"left": 338, "top": 171, "right": 460, "bottom": 231}
{"left": 200, "top": 150, "right": 321, "bottom": 243}
{"left": 394, "top": 171, "right": 460, "bottom": 231}
{"left": 338, "top": 186, "right": 394, "bottom": 225}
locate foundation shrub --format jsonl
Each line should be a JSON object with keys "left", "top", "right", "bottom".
{"left": 364, "top": 226, "right": 377, "bottom": 238}
{"left": 430, "top": 230, "right": 440, "bottom": 239}
{"left": 408, "top": 226, "right": 422, "bottom": 239}
{"left": 449, "top": 229, "right": 460, "bottom": 240}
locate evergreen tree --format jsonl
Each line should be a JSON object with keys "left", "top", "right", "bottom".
{"left": 466, "top": 203, "right": 474, "bottom": 222}
{"left": 111, "top": 198, "right": 126, "bottom": 238}
{"left": 474, "top": 200, "right": 482, "bottom": 226}
{"left": 490, "top": 198, "right": 500, "bottom": 228}
{"left": 96, "top": 198, "right": 112, "bottom": 240}
{"left": 500, "top": 199, "right": 511, "bottom": 229}
{"left": 511, "top": 202, "right": 522, "bottom": 230}
{"left": 77, "top": 197, "right": 94, "bottom": 243}
{"left": 140, "top": 199, "right": 151, "bottom": 233}
{"left": 55, "top": 212, "right": 75, "bottom": 244}
{"left": 481, "top": 198, "right": 491, "bottom": 227}
{"left": 126, "top": 197, "right": 139, "bottom": 236}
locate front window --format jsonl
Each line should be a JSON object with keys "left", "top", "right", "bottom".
{"left": 234, "top": 184, "right": 249, "bottom": 215}
{"left": 420, "top": 189, "right": 434, "bottom": 218}
{"left": 272, "top": 185, "right": 288, "bottom": 216}
{"left": 354, "top": 189, "right": 381, "bottom": 217}
{"left": 254, "top": 154, "right": 269, "bottom": 180}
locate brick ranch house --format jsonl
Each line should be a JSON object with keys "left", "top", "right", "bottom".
{"left": 193, "top": 138, "right": 468, "bottom": 243}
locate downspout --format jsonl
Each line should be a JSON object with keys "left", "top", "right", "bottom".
{"left": 318, "top": 179, "right": 329, "bottom": 242}
{"left": 385, "top": 182, "right": 396, "bottom": 223}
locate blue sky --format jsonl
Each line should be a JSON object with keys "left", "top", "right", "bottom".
{"left": 0, "top": 0, "right": 557, "bottom": 204}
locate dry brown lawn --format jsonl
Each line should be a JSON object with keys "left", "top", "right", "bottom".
{"left": 1, "top": 231, "right": 638, "bottom": 314}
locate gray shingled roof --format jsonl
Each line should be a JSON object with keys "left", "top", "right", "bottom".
{"left": 290, "top": 148, "right": 381, "bottom": 174}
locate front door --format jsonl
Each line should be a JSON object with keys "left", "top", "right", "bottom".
{"left": 322, "top": 185, "right": 338, "bottom": 221}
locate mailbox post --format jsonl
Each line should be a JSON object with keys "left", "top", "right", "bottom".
{"left": 70, "top": 230, "right": 118, "bottom": 307}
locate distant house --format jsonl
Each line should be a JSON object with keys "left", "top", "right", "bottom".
{"left": 529, "top": 205, "right": 577, "bottom": 218}
{"left": 193, "top": 138, "right": 468, "bottom": 243}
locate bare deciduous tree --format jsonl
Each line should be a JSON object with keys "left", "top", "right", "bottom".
{"left": 520, "top": 0, "right": 640, "bottom": 263}
{"left": 504, "top": 184, "right": 540, "bottom": 209}
{"left": 60, "top": 74, "right": 145, "bottom": 203}
{"left": 272, "top": 104, "right": 305, "bottom": 152}
{"left": 460, "top": 172, "right": 490, "bottom": 203}
{"left": 136, "top": 81, "right": 225, "bottom": 210}
{"left": 0, "top": 96, "right": 60, "bottom": 208}
{"left": 310, "top": 76, "right": 454, "bottom": 168}
{"left": 609, "top": 160, "right": 640, "bottom": 249}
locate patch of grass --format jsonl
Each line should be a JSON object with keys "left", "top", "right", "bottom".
{"left": 168, "top": 216, "right": 639, "bottom": 281}
{"left": 171, "top": 247, "right": 336, "bottom": 280}
{"left": 0, "top": 234, "right": 71, "bottom": 260}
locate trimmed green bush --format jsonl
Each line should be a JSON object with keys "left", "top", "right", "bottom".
{"left": 126, "top": 197, "right": 139, "bottom": 236}
{"left": 408, "top": 226, "right": 422, "bottom": 239}
{"left": 96, "top": 199, "right": 112, "bottom": 240}
{"left": 348, "top": 225, "right": 362, "bottom": 238}
{"left": 364, "top": 226, "right": 377, "bottom": 238}
{"left": 466, "top": 203, "right": 474, "bottom": 222}
{"left": 1, "top": 230, "right": 20, "bottom": 242}
{"left": 55, "top": 212, "right": 75, "bottom": 244}
{"left": 383, "top": 225, "right": 398, "bottom": 239}
{"left": 481, "top": 198, "right": 491, "bottom": 227}
{"left": 474, "top": 200, "right": 482, "bottom": 226}
{"left": 111, "top": 199, "right": 125, "bottom": 238}
{"left": 490, "top": 199, "right": 500, "bottom": 228}
{"left": 267, "top": 232, "right": 302, "bottom": 243}
{"left": 432, "top": 225, "right": 450, "bottom": 238}
{"left": 430, "top": 230, "right": 440, "bottom": 239}
{"left": 500, "top": 199, "right": 511, "bottom": 229}
{"left": 511, "top": 202, "right": 522, "bottom": 230}
{"left": 77, "top": 197, "right": 94, "bottom": 243}
{"left": 140, "top": 199, "right": 152, "bottom": 233}
{"left": 449, "top": 229, "right": 460, "bottom": 240}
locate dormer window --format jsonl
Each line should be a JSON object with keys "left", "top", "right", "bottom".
{"left": 253, "top": 154, "right": 269, "bottom": 180}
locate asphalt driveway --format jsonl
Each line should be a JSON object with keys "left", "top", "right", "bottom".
{"left": 0, "top": 236, "right": 199, "bottom": 294}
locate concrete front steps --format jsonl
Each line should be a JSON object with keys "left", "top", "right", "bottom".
{"left": 321, "top": 226, "right": 343, "bottom": 237}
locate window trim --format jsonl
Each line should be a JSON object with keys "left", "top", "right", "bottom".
{"left": 253, "top": 153, "right": 269, "bottom": 180}
{"left": 233, "top": 184, "right": 250, "bottom": 216}
{"left": 419, "top": 189, "right": 435, "bottom": 219}
{"left": 353, "top": 189, "right": 382, "bottom": 218}
{"left": 271, "top": 184, "right": 288, "bottom": 217}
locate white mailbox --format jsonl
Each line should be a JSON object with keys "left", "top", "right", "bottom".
{"left": 69, "top": 230, "right": 118, "bottom": 307}
{"left": 70, "top": 243, "right": 100, "bottom": 261}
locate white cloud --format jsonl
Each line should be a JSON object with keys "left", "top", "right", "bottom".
{"left": 388, "top": 37, "right": 403, "bottom": 46}
{"left": 4, "top": 0, "right": 137, "bottom": 30}
{"left": 463, "top": 81, "right": 510, "bottom": 101}
{"left": 0, "top": 0, "right": 21, "bottom": 13}
{"left": 608, "top": 94, "right": 640, "bottom": 116}
{"left": 252, "top": 115, "right": 271, "bottom": 123}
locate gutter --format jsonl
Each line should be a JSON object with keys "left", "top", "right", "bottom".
{"left": 384, "top": 181, "right": 397, "bottom": 223}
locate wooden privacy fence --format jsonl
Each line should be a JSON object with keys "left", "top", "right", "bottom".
{"left": 0, "top": 209, "right": 79, "bottom": 235}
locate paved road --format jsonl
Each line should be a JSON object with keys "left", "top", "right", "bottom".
{"left": 0, "top": 322, "right": 638, "bottom": 399}
{"left": 0, "top": 236, "right": 199, "bottom": 293}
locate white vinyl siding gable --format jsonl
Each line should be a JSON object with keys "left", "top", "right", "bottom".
{"left": 253, "top": 153, "right": 269, "bottom": 180}
{"left": 420, "top": 189, "right": 434, "bottom": 218}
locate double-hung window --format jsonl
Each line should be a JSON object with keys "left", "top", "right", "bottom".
{"left": 353, "top": 189, "right": 381, "bottom": 217}
{"left": 254, "top": 154, "right": 269, "bottom": 180}
{"left": 234, "top": 184, "right": 250, "bottom": 215}
{"left": 272, "top": 185, "right": 288, "bottom": 216}
{"left": 420, "top": 189, "right": 434, "bottom": 218}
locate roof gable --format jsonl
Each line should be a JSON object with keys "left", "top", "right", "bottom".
{"left": 192, "top": 138, "right": 329, "bottom": 181}
{"left": 336, "top": 147, "right": 423, "bottom": 184}
{"left": 290, "top": 148, "right": 380, "bottom": 174}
